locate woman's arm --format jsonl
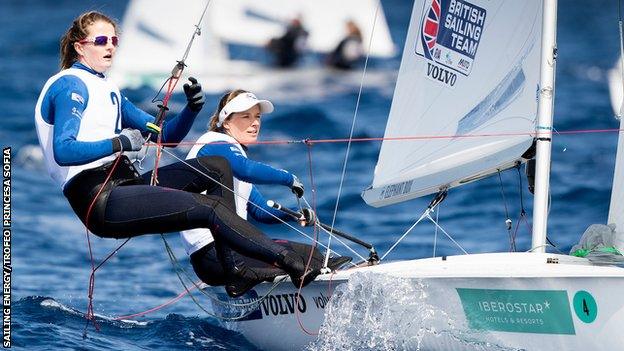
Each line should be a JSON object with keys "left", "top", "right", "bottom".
{"left": 197, "top": 143, "right": 294, "bottom": 186}
{"left": 120, "top": 78, "right": 203, "bottom": 145}
{"left": 246, "top": 186, "right": 297, "bottom": 223}
{"left": 119, "top": 96, "right": 198, "bottom": 144}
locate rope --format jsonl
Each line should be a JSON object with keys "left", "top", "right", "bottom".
{"left": 380, "top": 208, "right": 431, "bottom": 261}
{"left": 159, "top": 147, "right": 346, "bottom": 257}
{"left": 425, "top": 213, "right": 468, "bottom": 255}
{"left": 113, "top": 284, "right": 197, "bottom": 321}
{"left": 497, "top": 171, "right": 514, "bottom": 251}
{"left": 294, "top": 142, "right": 321, "bottom": 336}
{"left": 112, "top": 231, "right": 289, "bottom": 322}
{"left": 324, "top": 0, "right": 382, "bottom": 268}
{"left": 82, "top": 153, "right": 123, "bottom": 336}
{"left": 159, "top": 235, "right": 289, "bottom": 320}
{"left": 80, "top": 120, "right": 618, "bottom": 323}
{"left": 432, "top": 207, "right": 439, "bottom": 257}
{"left": 80, "top": 0, "right": 214, "bottom": 330}
{"left": 312, "top": 220, "right": 367, "bottom": 263}
{"left": 147, "top": 127, "right": 624, "bottom": 148}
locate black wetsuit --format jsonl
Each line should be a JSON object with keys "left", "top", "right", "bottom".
{"left": 327, "top": 35, "right": 363, "bottom": 70}
{"left": 267, "top": 23, "right": 308, "bottom": 67}
{"left": 63, "top": 155, "right": 293, "bottom": 273}
{"left": 191, "top": 240, "right": 326, "bottom": 286}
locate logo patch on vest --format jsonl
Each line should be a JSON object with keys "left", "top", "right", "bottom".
{"left": 71, "top": 107, "right": 83, "bottom": 119}
{"left": 71, "top": 92, "right": 85, "bottom": 105}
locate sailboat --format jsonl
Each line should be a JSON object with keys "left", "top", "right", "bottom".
{"left": 202, "top": 0, "right": 624, "bottom": 350}
{"left": 108, "top": 0, "right": 396, "bottom": 95}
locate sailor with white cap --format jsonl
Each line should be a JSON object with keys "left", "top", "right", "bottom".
{"left": 181, "top": 89, "right": 350, "bottom": 297}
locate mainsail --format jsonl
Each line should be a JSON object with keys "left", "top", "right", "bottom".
{"left": 362, "top": 0, "right": 543, "bottom": 207}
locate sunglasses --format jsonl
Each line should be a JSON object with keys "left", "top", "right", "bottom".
{"left": 79, "top": 35, "right": 119, "bottom": 47}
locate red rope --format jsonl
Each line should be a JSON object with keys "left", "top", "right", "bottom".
{"left": 150, "top": 76, "right": 181, "bottom": 185}
{"left": 76, "top": 123, "right": 620, "bottom": 327}
{"left": 82, "top": 74, "right": 182, "bottom": 332}
{"left": 295, "top": 140, "right": 321, "bottom": 336}
{"left": 82, "top": 154, "right": 123, "bottom": 333}
{"left": 113, "top": 283, "right": 199, "bottom": 320}
{"left": 150, "top": 127, "right": 624, "bottom": 148}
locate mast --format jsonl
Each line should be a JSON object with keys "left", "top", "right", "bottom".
{"left": 531, "top": 0, "right": 558, "bottom": 253}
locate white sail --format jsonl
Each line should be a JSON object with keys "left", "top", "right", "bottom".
{"left": 109, "top": 0, "right": 396, "bottom": 91}
{"left": 362, "top": 0, "right": 542, "bottom": 207}
{"left": 209, "top": 0, "right": 395, "bottom": 57}
{"left": 109, "top": 0, "right": 231, "bottom": 88}
{"left": 608, "top": 59, "right": 623, "bottom": 117}
{"left": 609, "top": 117, "right": 624, "bottom": 253}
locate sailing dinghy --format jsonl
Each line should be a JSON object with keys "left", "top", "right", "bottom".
{"left": 108, "top": 0, "right": 396, "bottom": 95}
{"left": 203, "top": 0, "right": 624, "bottom": 350}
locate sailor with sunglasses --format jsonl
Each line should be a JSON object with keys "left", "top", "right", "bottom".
{"left": 34, "top": 11, "right": 323, "bottom": 289}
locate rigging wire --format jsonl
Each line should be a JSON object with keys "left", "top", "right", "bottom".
{"left": 82, "top": 154, "right": 123, "bottom": 335}
{"left": 426, "top": 213, "right": 469, "bottom": 255}
{"left": 293, "top": 142, "right": 321, "bottom": 336}
{"left": 380, "top": 209, "right": 431, "bottom": 261}
{"left": 432, "top": 206, "right": 439, "bottom": 257}
{"left": 159, "top": 147, "right": 346, "bottom": 256}
{"left": 323, "top": 0, "right": 382, "bottom": 268}
{"left": 497, "top": 170, "right": 514, "bottom": 251}
{"left": 81, "top": 1, "right": 214, "bottom": 330}
{"left": 76, "top": 0, "right": 624, "bottom": 320}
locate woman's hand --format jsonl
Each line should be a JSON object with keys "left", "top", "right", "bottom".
{"left": 183, "top": 77, "right": 205, "bottom": 112}
{"left": 299, "top": 208, "right": 315, "bottom": 227}
{"left": 113, "top": 128, "right": 144, "bottom": 152}
{"left": 291, "top": 175, "right": 304, "bottom": 198}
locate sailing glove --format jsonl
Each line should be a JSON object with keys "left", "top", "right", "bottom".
{"left": 183, "top": 77, "right": 205, "bottom": 112}
{"left": 113, "top": 128, "right": 144, "bottom": 152}
{"left": 300, "top": 208, "right": 316, "bottom": 227}
{"left": 291, "top": 176, "right": 304, "bottom": 198}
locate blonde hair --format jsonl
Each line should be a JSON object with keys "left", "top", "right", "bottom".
{"left": 59, "top": 11, "right": 118, "bottom": 70}
{"left": 208, "top": 89, "right": 249, "bottom": 132}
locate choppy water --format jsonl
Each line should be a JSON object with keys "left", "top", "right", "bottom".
{"left": 3, "top": 0, "right": 622, "bottom": 349}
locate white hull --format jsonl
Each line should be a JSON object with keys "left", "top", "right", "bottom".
{"left": 207, "top": 252, "right": 624, "bottom": 350}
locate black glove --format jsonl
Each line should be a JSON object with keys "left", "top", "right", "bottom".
{"left": 113, "top": 128, "right": 144, "bottom": 152}
{"left": 183, "top": 77, "right": 205, "bottom": 112}
{"left": 291, "top": 176, "right": 304, "bottom": 198}
{"left": 299, "top": 208, "right": 316, "bottom": 227}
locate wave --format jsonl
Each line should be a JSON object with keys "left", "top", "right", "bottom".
{"left": 13, "top": 296, "right": 261, "bottom": 350}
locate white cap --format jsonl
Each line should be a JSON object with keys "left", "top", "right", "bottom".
{"left": 217, "top": 92, "right": 274, "bottom": 127}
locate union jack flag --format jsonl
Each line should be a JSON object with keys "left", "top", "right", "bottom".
{"left": 421, "top": 0, "right": 441, "bottom": 59}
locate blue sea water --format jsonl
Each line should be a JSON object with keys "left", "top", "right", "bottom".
{"left": 2, "top": 0, "right": 622, "bottom": 349}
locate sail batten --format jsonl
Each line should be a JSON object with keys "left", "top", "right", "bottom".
{"left": 363, "top": 0, "right": 543, "bottom": 207}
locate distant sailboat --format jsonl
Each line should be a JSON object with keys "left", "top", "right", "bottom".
{"left": 201, "top": 0, "right": 624, "bottom": 350}
{"left": 108, "top": 0, "right": 397, "bottom": 94}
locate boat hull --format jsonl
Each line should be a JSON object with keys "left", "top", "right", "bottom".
{"left": 206, "top": 253, "right": 624, "bottom": 350}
